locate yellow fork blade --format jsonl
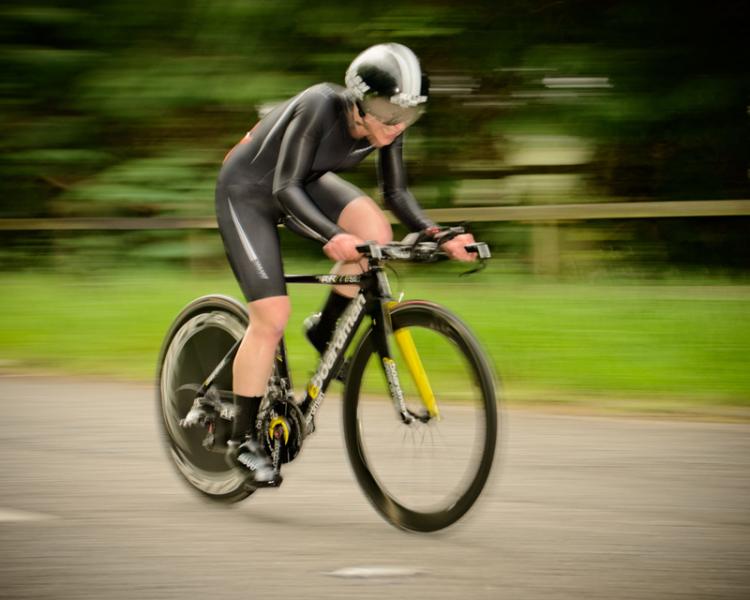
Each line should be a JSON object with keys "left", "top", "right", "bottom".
{"left": 393, "top": 326, "right": 441, "bottom": 420}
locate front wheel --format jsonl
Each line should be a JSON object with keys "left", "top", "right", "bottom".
{"left": 343, "top": 301, "right": 499, "bottom": 532}
{"left": 156, "top": 295, "right": 252, "bottom": 503}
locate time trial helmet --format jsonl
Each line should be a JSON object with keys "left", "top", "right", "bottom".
{"left": 345, "top": 43, "right": 429, "bottom": 127}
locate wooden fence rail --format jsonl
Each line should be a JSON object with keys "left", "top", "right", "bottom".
{"left": 1, "top": 200, "right": 749, "bottom": 231}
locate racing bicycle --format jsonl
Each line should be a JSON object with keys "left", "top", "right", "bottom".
{"left": 156, "top": 229, "right": 498, "bottom": 532}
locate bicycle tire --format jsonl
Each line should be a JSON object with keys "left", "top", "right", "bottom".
{"left": 343, "top": 301, "right": 498, "bottom": 532}
{"left": 155, "top": 294, "right": 252, "bottom": 503}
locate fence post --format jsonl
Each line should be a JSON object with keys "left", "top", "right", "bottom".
{"left": 532, "top": 221, "right": 561, "bottom": 275}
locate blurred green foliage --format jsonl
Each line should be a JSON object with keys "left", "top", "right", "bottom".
{"left": 1, "top": 0, "right": 748, "bottom": 271}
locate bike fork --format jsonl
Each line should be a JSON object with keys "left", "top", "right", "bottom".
{"left": 392, "top": 326, "right": 441, "bottom": 420}
{"left": 375, "top": 302, "right": 439, "bottom": 424}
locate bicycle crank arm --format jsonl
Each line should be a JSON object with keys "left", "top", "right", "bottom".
{"left": 270, "top": 422, "right": 285, "bottom": 476}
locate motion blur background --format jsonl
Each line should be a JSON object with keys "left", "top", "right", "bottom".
{"left": 1, "top": 0, "right": 748, "bottom": 415}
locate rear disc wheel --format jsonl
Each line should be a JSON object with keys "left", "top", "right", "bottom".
{"left": 156, "top": 295, "right": 252, "bottom": 503}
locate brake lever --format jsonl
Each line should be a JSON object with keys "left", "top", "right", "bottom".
{"left": 459, "top": 242, "right": 491, "bottom": 276}
{"left": 464, "top": 242, "right": 491, "bottom": 259}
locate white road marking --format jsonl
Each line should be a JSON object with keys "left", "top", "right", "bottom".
{"left": 0, "top": 507, "right": 59, "bottom": 522}
{"left": 326, "top": 566, "right": 426, "bottom": 579}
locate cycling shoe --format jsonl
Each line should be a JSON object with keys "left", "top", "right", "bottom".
{"left": 229, "top": 439, "right": 282, "bottom": 488}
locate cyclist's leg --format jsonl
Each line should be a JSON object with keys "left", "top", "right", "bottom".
{"left": 304, "top": 174, "right": 392, "bottom": 351}
{"left": 216, "top": 183, "right": 288, "bottom": 424}
{"left": 234, "top": 296, "right": 290, "bottom": 395}
{"left": 216, "top": 183, "right": 288, "bottom": 485}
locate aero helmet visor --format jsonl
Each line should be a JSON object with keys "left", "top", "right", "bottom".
{"left": 360, "top": 95, "right": 425, "bottom": 127}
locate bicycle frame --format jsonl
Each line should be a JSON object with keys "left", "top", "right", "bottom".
{"left": 196, "top": 246, "right": 429, "bottom": 439}
{"left": 160, "top": 228, "right": 495, "bottom": 527}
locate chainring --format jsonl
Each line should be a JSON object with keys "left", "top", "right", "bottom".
{"left": 260, "top": 398, "right": 305, "bottom": 464}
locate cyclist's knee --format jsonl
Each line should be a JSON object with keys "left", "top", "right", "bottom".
{"left": 247, "top": 295, "right": 290, "bottom": 341}
{"left": 366, "top": 216, "right": 393, "bottom": 246}
{"left": 356, "top": 222, "right": 392, "bottom": 247}
{"left": 339, "top": 196, "right": 392, "bottom": 244}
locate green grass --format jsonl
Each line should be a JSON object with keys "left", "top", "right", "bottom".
{"left": 1, "top": 262, "right": 749, "bottom": 417}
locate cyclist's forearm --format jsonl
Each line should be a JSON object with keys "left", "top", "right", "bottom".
{"left": 378, "top": 135, "right": 435, "bottom": 232}
{"left": 382, "top": 189, "right": 435, "bottom": 232}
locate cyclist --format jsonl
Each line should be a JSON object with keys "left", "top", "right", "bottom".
{"left": 215, "top": 43, "right": 476, "bottom": 486}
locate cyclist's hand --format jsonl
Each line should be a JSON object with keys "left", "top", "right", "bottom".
{"left": 441, "top": 233, "right": 478, "bottom": 262}
{"left": 324, "top": 233, "right": 365, "bottom": 262}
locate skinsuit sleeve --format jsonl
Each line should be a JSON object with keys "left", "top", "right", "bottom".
{"left": 378, "top": 134, "right": 436, "bottom": 232}
{"left": 272, "top": 93, "right": 344, "bottom": 243}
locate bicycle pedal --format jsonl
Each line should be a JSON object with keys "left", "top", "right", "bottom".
{"left": 242, "top": 474, "right": 282, "bottom": 490}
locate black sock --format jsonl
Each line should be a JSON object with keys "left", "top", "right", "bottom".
{"left": 309, "top": 291, "right": 351, "bottom": 353}
{"left": 232, "top": 394, "right": 262, "bottom": 438}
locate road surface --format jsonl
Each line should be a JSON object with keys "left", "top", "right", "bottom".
{"left": 1, "top": 375, "right": 748, "bottom": 599}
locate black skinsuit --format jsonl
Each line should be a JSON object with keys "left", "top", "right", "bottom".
{"left": 215, "top": 83, "right": 434, "bottom": 301}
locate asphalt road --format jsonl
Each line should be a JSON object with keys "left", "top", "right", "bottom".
{"left": 1, "top": 375, "right": 748, "bottom": 599}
